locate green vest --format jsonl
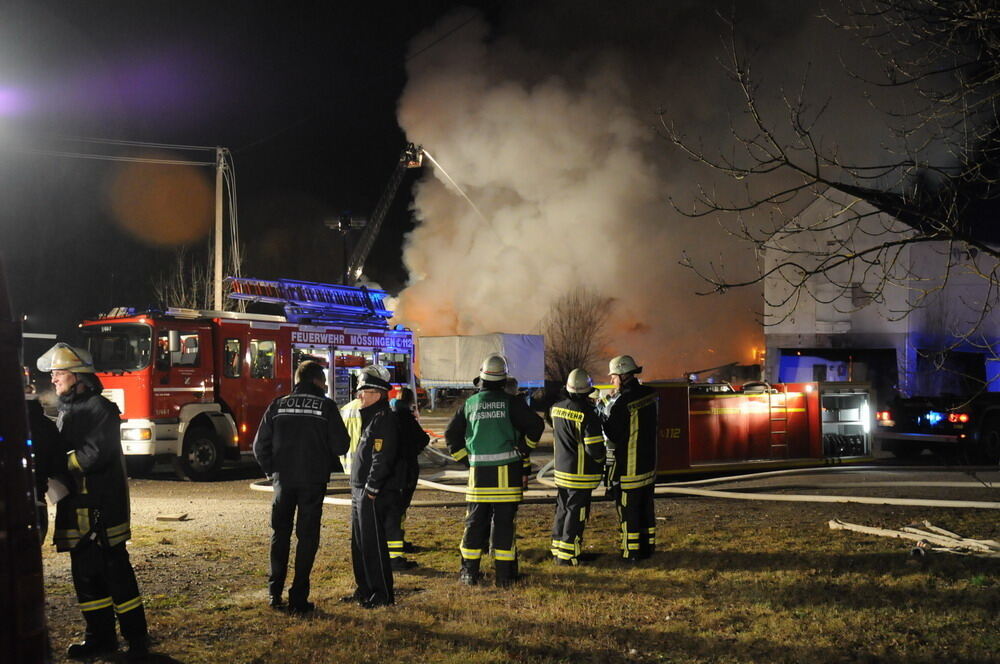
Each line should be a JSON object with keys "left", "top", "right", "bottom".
{"left": 464, "top": 391, "right": 520, "bottom": 467}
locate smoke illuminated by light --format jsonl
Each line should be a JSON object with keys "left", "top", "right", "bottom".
{"left": 394, "top": 9, "right": 768, "bottom": 378}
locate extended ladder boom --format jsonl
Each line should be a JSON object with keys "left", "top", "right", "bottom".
{"left": 346, "top": 143, "right": 423, "bottom": 284}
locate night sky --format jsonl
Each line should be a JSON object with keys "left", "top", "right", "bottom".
{"left": 0, "top": 1, "right": 503, "bottom": 341}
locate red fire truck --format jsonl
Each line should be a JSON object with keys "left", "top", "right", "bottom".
{"left": 78, "top": 278, "right": 415, "bottom": 480}
{"left": 650, "top": 380, "right": 874, "bottom": 475}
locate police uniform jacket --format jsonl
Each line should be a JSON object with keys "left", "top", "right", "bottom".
{"left": 254, "top": 381, "right": 349, "bottom": 485}
{"left": 391, "top": 401, "right": 430, "bottom": 489}
{"left": 349, "top": 398, "right": 399, "bottom": 495}
{"left": 602, "top": 378, "right": 658, "bottom": 490}
{"left": 53, "top": 382, "right": 131, "bottom": 552}
{"left": 551, "top": 391, "right": 606, "bottom": 490}
{"left": 445, "top": 382, "right": 544, "bottom": 502}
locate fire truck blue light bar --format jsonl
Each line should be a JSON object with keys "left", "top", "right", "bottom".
{"left": 226, "top": 277, "right": 394, "bottom": 327}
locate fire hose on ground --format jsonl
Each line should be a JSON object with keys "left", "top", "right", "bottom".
{"left": 250, "top": 455, "right": 1000, "bottom": 510}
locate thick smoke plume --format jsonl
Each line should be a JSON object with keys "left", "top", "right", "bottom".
{"left": 394, "top": 2, "right": 889, "bottom": 379}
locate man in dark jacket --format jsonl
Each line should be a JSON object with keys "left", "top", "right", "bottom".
{"left": 602, "top": 355, "right": 658, "bottom": 562}
{"left": 26, "top": 395, "right": 66, "bottom": 542}
{"left": 446, "top": 354, "right": 544, "bottom": 588}
{"left": 550, "top": 368, "right": 605, "bottom": 566}
{"left": 342, "top": 364, "right": 398, "bottom": 609}
{"left": 37, "top": 343, "right": 149, "bottom": 659}
{"left": 384, "top": 387, "right": 430, "bottom": 570}
{"left": 254, "top": 360, "right": 350, "bottom": 613}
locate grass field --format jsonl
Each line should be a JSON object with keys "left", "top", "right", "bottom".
{"left": 42, "top": 482, "right": 999, "bottom": 664}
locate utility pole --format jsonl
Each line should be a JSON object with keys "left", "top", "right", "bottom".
{"left": 214, "top": 147, "right": 224, "bottom": 311}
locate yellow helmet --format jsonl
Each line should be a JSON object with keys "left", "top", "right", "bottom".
{"left": 36, "top": 343, "right": 96, "bottom": 373}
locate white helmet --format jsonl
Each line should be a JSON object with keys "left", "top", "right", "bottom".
{"left": 479, "top": 354, "right": 508, "bottom": 383}
{"left": 566, "top": 368, "right": 594, "bottom": 394}
{"left": 37, "top": 343, "right": 96, "bottom": 373}
{"left": 609, "top": 354, "right": 641, "bottom": 376}
{"left": 356, "top": 364, "right": 392, "bottom": 392}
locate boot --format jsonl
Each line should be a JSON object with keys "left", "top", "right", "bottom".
{"left": 67, "top": 639, "right": 118, "bottom": 659}
{"left": 458, "top": 559, "right": 481, "bottom": 586}
{"left": 495, "top": 560, "right": 518, "bottom": 588}
{"left": 68, "top": 607, "right": 118, "bottom": 659}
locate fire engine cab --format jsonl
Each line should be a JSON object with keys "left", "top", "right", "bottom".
{"left": 79, "top": 278, "right": 415, "bottom": 480}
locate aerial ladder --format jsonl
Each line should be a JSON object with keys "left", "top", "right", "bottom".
{"left": 331, "top": 143, "right": 423, "bottom": 285}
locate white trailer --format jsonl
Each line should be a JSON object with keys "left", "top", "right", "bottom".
{"left": 418, "top": 333, "right": 545, "bottom": 391}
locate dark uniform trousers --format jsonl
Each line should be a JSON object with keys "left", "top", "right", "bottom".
{"left": 350, "top": 488, "right": 394, "bottom": 605}
{"left": 551, "top": 488, "right": 594, "bottom": 563}
{"left": 269, "top": 481, "right": 327, "bottom": 605}
{"left": 613, "top": 484, "right": 657, "bottom": 558}
{"left": 461, "top": 502, "right": 519, "bottom": 582}
{"left": 71, "top": 541, "right": 147, "bottom": 644}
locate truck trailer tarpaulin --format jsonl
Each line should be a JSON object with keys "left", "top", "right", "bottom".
{"left": 418, "top": 333, "right": 544, "bottom": 388}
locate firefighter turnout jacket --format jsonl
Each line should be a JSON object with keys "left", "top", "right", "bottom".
{"left": 602, "top": 378, "right": 658, "bottom": 490}
{"left": 254, "top": 381, "right": 349, "bottom": 485}
{"left": 53, "top": 384, "right": 131, "bottom": 552}
{"left": 551, "top": 392, "right": 606, "bottom": 489}
{"left": 446, "top": 383, "right": 544, "bottom": 502}
{"left": 349, "top": 399, "right": 399, "bottom": 495}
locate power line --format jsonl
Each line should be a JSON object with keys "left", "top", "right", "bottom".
{"left": 50, "top": 135, "right": 217, "bottom": 152}
{"left": 3, "top": 146, "right": 215, "bottom": 167}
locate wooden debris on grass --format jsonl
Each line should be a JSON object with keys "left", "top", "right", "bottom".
{"left": 829, "top": 519, "right": 1000, "bottom": 558}
{"left": 156, "top": 513, "right": 190, "bottom": 522}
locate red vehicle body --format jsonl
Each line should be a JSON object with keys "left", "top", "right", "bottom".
{"left": 78, "top": 280, "right": 415, "bottom": 480}
{"left": 649, "top": 381, "right": 872, "bottom": 474}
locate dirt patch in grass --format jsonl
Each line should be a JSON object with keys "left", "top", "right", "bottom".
{"left": 41, "top": 478, "right": 999, "bottom": 663}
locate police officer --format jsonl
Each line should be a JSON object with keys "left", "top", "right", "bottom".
{"left": 446, "top": 354, "right": 544, "bottom": 587}
{"left": 384, "top": 387, "right": 429, "bottom": 570}
{"left": 550, "top": 368, "right": 605, "bottom": 566}
{"left": 342, "top": 365, "right": 398, "bottom": 608}
{"left": 254, "top": 360, "right": 350, "bottom": 613}
{"left": 37, "top": 343, "right": 149, "bottom": 659}
{"left": 602, "top": 355, "right": 658, "bottom": 562}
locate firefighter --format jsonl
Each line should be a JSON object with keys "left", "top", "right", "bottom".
{"left": 550, "top": 368, "right": 605, "bottom": 566}
{"left": 384, "top": 387, "right": 430, "bottom": 570}
{"left": 25, "top": 393, "right": 66, "bottom": 542}
{"left": 253, "top": 360, "right": 350, "bottom": 613}
{"left": 445, "top": 354, "right": 544, "bottom": 587}
{"left": 506, "top": 376, "right": 539, "bottom": 488}
{"left": 342, "top": 365, "right": 398, "bottom": 608}
{"left": 36, "top": 343, "right": 149, "bottom": 659}
{"left": 602, "top": 354, "right": 658, "bottom": 562}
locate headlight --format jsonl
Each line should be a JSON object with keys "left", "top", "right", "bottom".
{"left": 122, "top": 428, "right": 152, "bottom": 441}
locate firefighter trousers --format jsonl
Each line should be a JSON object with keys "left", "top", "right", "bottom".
{"left": 269, "top": 481, "right": 326, "bottom": 606}
{"left": 350, "top": 488, "right": 394, "bottom": 606}
{"left": 613, "top": 483, "right": 656, "bottom": 558}
{"left": 460, "top": 502, "right": 518, "bottom": 582}
{"left": 382, "top": 488, "right": 407, "bottom": 559}
{"left": 70, "top": 540, "right": 147, "bottom": 645}
{"left": 551, "top": 488, "right": 594, "bottom": 564}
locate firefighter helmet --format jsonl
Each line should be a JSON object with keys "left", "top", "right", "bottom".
{"left": 609, "top": 354, "right": 641, "bottom": 376}
{"left": 356, "top": 364, "right": 392, "bottom": 392}
{"left": 479, "top": 354, "right": 508, "bottom": 383}
{"left": 566, "top": 368, "right": 594, "bottom": 394}
{"left": 36, "top": 343, "right": 96, "bottom": 373}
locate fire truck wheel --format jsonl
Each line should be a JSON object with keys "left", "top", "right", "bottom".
{"left": 125, "top": 456, "right": 155, "bottom": 477}
{"left": 175, "top": 425, "right": 224, "bottom": 481}
{"left": 980, "top": 416, "right": 1000, "bottom": 465}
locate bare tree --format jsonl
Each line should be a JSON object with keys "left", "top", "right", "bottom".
{"left": 151, "top": 242, "right": 244, "bottom": 311}
{"left": 660, "top": 1, "right": 1000, "bottom": 322}
{"left": 542, "top": 288, "right": 612, "bottom": 383}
